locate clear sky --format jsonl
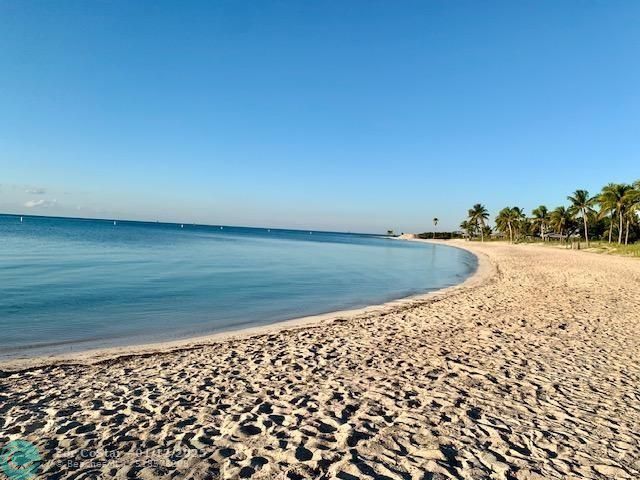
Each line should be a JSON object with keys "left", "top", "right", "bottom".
{"left": 1, "top": 1, "right": 639, "bottom": 233}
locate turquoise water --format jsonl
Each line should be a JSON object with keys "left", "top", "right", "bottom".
{"left": 0, "top": 215, "right": 476, "bottom": 358}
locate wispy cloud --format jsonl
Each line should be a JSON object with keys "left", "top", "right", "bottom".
{"left": 25, "top": 188, "right": 46, "bottom": 195}
{"left": 24, "top": 199, "right": 57, "bottom": 208}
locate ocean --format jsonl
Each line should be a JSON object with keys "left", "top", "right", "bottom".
{"left": 0, "top": 214, "right": 477, "bottom": 358}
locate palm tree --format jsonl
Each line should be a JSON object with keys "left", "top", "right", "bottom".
{"left": 632, "top": 180, "right": 640, "bottom": 212}
{"left": 622, "top": 183, "right": 640, "bottom": 245}
{"left": 459, "top": 220, "right": 473, "bottom": 240}
{"left": 432, "top": 218, "right": 439, "bottom": 239}
{"left": 511, "top": 207, "right": 527, "bottom": 241}
{"left": 599, "top": 183, "right": 632, "bottom": 244}
{"left": 549, "top": 206, "right": 572, "bottom": 242}
{"left": 567, "top": 189, "right": 597, "bottom": 247}
{"left": 468, "top": 204, "right": 489, "bottom": 242}
{"left": 623, "top": 209, "right": 634, "bottom": 245}
{"left": 495, "top": 208, "right": 510, "bottom": 242}
{"left": 495, "top": 207, "right": 525, "bottom": 243}
{"left": 599, "top": 183, "right": 620, "bottom": 243}
{"left": 531, "top": 205, "right": 549, "bottom": 240}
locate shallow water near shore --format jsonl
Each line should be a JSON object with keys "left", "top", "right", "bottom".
{"left": 0, "top": 215, "right": 477, "bottom": 358}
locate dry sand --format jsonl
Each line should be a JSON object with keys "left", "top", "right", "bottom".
{"left": 1, "top": 241, "right": 639, "bottom": 479}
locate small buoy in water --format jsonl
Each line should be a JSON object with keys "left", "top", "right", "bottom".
{"left": 267, "top": 229, "right": 270, "bottom": 232}
{"left": 181, "top": 224, "right": 184, "bottom": 228}
{"left": 309, "top": 231, "right": 312, "bottom": 234}
{"left": 113, "top": 221, "right": 117, "bottom": 226}
{"left": 20, "top": 216, "right": 23, "bottom": 223}
{"left": 220, "top": 226, "right": 223, "bottom": 230}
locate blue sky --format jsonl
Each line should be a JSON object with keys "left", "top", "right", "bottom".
{"left": 1, "top": 1, "right": 639, "bottom": 233}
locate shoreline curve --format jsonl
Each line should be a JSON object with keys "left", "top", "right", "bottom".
{"left": 0, "top": 239, "right": 495, "bottom": 372}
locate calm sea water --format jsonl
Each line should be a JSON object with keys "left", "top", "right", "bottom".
{"left": 0, "top": 215, "right": 477, "bottom": 358}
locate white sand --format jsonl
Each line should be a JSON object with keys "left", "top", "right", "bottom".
{"left": 1, "top": 240, "right": 639, "bottom": 479}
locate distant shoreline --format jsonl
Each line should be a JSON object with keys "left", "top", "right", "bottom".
{"left": 0, "top": 212, "right": 382, "bottom": 237}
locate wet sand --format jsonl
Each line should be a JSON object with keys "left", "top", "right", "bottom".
{"left": 1, "top": 240, "right": 639, "bottom": 479}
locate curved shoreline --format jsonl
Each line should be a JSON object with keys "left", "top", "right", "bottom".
{"left": 0, "top": 240, "right": 494, "bottom": 372}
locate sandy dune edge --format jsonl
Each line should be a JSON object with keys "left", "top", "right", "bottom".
{"left": 1, "top": 241, "right": 639, "bottom": 479}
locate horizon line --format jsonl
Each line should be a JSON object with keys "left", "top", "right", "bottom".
{"left": 0, "top": 212, "right": 385, "bottom": 237}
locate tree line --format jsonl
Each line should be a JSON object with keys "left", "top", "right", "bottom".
{"left": 461, "top": 180, "right": 640, "bottom": 246}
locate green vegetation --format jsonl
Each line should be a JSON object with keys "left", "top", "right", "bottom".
{"left": 587, "top": 242, "right": 640, "bottom": 257}
{"left": 461, "top": 179, "right": 640, "bottom": 255}
{"left": 467, "top": 204, "right": 490, "bottom": 242}
{"left": 495, "top": 207, "right": 526, "bottom": 243}
{"left": 567, "top": 189, "right": 597, "bottom": 247}
{"left": 531, "top": 205, "right": 549, "bottom": 239}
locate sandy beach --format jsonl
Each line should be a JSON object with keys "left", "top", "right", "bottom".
{"left": 1, "top": 240, "right": 639, "bottom": 479}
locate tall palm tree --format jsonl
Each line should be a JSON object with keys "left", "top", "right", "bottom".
{"left": 531, "top": 205, "right": 549, "bottom": 240}
{"left": 468, "top": 204, "right": 489, "bottom": 242}
{"left": 495, "top": 208, "right": 511, "bottom": 242}
{"left": 623, "top": 209, "right": 635, "bottom": 245}
{"left": 632, "top": 180, "right": 640, "bottom": 212}
{"left": 432, "top": 218, "right": 439, "bottom": 239}
{"left": 622, "top": 183, "right": 640, "bottom": 245}
{"left": 495, "top": 207, "right": 525, "bottom": 243}
{"left": 599, "top": 183, "right": 632, "bottom": 244}
{"left": 467, "top": 209, "right": 478, "bottom": 240}
{"left": 511, "top": 207, "right": 527, "bottom": 241}
{"left": 567, "top": 189, "right": 597, "bottom": 247}
{"left": 598, "top": 183, "right": 618, "bottom": 243}
{"left": 549, "top": 206, "right": 572, "bottom": 242}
